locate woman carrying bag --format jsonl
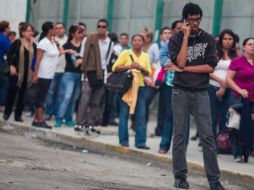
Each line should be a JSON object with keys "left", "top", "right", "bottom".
{"left": 112, "top": 34, "right": 151, "bottom": 149}
{"left": 3, "top": 24, "right": 36, "bottom": 122}
{"left": 227, "top": 37, "right": 254, "bottom": 162}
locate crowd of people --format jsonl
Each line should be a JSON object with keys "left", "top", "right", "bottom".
{"left": 0, "top": 2, "right": 254, "bottom": 189}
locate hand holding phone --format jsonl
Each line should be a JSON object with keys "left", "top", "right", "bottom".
{"left": 182, "top": 19, "right": 190, "bottom": 38}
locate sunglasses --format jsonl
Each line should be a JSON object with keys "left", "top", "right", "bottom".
{"left": 97, "top": 25, "right": 107, "bottom": 29}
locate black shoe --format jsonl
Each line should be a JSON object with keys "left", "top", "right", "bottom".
{"left": 244, "top": 154, "right": 249, "bottom": 163}
{"left": 108, "top": 120, "right": 118, "bottom": 126}
{"left": 209, "top": 181, "right": 225, "bottom": 190}
{"left": 136, "top": 145, "right": 150, "bottom": 150}
{"left": 120, "top": 143, "right": 129, "bottom": 147}
{"left": 190, "top": 135, "right": 198, "bottom": 141}
{"left": 100, "top": 122, "right": 108, "bottom": 127}
{"left": 3, "top": 114, "right": 9, "bottom": 121}
{"left": 174, "top": 178, "right": 189, "bottom": 189}
{"left": 88, "top": 125, "right": 100, "bottom": 135}
{"left": 74, "top": 125, "right": 83, "bottom": 132}
{"left": 32, "top": 121, "right": 52, "bottom": 129}
{"left": 15, "top": 117, "right": 23, "bottom": 122}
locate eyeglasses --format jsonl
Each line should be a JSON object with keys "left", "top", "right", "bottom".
{"left": 97, "top": 25, "right": 107, "bottom": 29}
{"left": 187, "top": 17, "right": 201, "bottom": 23}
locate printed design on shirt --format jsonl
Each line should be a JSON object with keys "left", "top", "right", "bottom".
{"left": 187, "top": 43, "right": 208, "bottom": 62}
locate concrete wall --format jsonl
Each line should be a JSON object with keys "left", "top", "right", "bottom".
{"left": 0, "top": 0, "right": 26, "bottom": 35}
{"left": 221, "top": 0, "right": 254, "bottom": 42}
{"left": 3, "top": 0, "right": 253, "bottom": 43}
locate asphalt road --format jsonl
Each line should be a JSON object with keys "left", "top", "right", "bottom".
{"left": 0, "top": 132, "right": 250, "bottom": 190}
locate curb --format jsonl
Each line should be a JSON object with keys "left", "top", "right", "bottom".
{"left": 1, "top": 120, "right": 254, "bottom": 185}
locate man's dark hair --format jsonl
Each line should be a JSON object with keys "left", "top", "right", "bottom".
{"left": 55, "top": 22, "right": 65, "bottom": 28}
{"left": 120, "top": 32, "right": 129, "bottom": 39}
{"left": 171, "top": 20, "right": 183, "bottom": 30}
{"left": 182, "top": 2, "right": 203, "bottom": 20}
{"left": 7, "top": 31, "right": 16, "bottom": 37}
{"left": 78, "top": 22, "right": 87, "bottom": 29}
{"left": 0, "top": 20, "right": 10, "bottom": 32}
{"left": 108, "top": 32, "right": 118, "bottom": 43}
{"left": 160, "top": 26, "right": 171, "bottom": 35}
{"left": 131, "top": 34, "right": 145, "bottom": 42}
{"left": 97, "top": 18, "right": 108, "bottom": 27}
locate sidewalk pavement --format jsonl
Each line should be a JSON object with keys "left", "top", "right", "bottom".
{"left": 0, "top": 112, "right": 253, "bottom": 182}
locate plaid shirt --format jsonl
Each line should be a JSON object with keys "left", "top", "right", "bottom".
{"left": 165, "top": 71, "right": 175, "bottom": 87}
{"left": 160, "top": 41, "right": 175, "bottom": 87}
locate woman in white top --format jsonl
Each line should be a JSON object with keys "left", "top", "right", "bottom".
{"left": 140, "top": 27, "right": 160, "bottom": 127}
{"left": 208, "top": 29, "right": 239, "bottom": 147}
{"left": 32, "top": 21, "right": 59, "bottom": 129}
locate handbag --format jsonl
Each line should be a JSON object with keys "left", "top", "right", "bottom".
{"left": 217, "top": 131, "right": 232, "bottom": 154}
{"left": 227, "top": 107, "right": 240, "bottom": 130}
{"left": 105, "top": 54, "right": 134, "bottom": 92}
{"left": 0, "top": 60, "right": 9, "bottom": 76}
{"left": 105, "top": 70, "right": 133, "bottom": 92}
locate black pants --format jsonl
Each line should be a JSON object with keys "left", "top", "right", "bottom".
{"left": 4, "top": 76, "right": 27, "bottom": 119}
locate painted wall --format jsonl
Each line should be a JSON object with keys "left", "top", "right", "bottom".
{"left": 2, "top": 0, "right": 254, "bottom": 43}
{"left": 0, "top": 0, "right": 26, "bottom": 35}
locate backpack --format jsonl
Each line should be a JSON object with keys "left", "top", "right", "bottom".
{"left": 217, "top": 130, "right": 232, "bottom": 154}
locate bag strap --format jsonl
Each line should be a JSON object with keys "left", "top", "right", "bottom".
{"left": 129, "top": 54, "right": 134, "bottom": 62}
{"left": 106, "top": 40, "right": 112, "bottom": 60}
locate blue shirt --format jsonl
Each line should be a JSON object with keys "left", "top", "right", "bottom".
{"left": 159, "top": 41, "right": 175, "bottom": 87}
{"left": 0, "top": 32, "right": 11, "bottom": 62}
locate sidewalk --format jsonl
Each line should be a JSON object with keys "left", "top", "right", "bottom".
{"left": 0, "top": 112, "right": 254, "bottom": 181}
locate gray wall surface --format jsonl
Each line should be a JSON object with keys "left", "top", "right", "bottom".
{"left": 29, "top": 0, "right": 254, "bottom": 42}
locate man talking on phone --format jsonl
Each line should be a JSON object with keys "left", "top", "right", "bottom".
{"left": 167, "top": 3, "right": 225, "bottom": 190}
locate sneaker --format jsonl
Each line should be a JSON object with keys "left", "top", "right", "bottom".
{"left": 174, "top": 178, "right": 189, "bottom": 189}
{"left": 32, "top": 121, "right": 52, "bottom": 129}
{"left": 65, "top": 120, "right": 76, "bottom": 127}
{"left": 74, "top": 125, "right": 84, "bottom": 132}
{"left": 54, "top": 120, "right": 62, "bottom": 128}
{"left": 88, "top": 125, "right": 100, "bottom": 135}
{"left": 15, "top": 117, "right": 24, "bottom": 122}
{"left": 209, "top": 181, "right": 225, "bottom": 190}
{"left": 159, "top": 149, "right": 167, "bottom": 154}
{"left": 107, "top": 119, "right": 118, "bottom": 126}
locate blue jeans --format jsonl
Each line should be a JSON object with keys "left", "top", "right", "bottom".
{"left": 208, "top": 85, "right": 230, "bottom": 147}
{"left": 159, "top": 83, "right": 189, "bottom": 152}
{"left": 45, "top": 73, "right": 63, "bottom": 117}
{"left": 145, "top": 86, "right": 158, "bottom": 123}
{"left": 103, "top": 90, "right": 118, "bottom": 124}
{"left": 56, "top": 72, "right": 81, "bottom": 122}
{"left": 0, "top": 75, "right": 9, "bottom": 106}
{"left": 118, "top": 87, "right": 147, "bottom": 147}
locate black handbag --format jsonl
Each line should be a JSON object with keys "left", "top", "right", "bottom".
{"left": 0, "top": 60, "right": 9, "bottom": 76}
{"left": 105, "top": 54, "right": 135, "bottom": 92}
{"left": 105, "top": 70, "right": 133, "bottom": 92}
{"left": 87, "top": 71, "right": 104, "bottom": 88}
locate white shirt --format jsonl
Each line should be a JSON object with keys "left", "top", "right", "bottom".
{"left": 80, "top": 36, "right": 113, "bottom": 82}
{"left": 80, "top": 36, "right": 113, "bottom": 70}
{"left": 99, "top": 37, "right": 112, "bottom": 70}
{"left": 55, "top": 35, "right": 67, "bottom": 73}
{"left": 147, "top": 43, "right": 160, "bottom": 65}
{"left": 37, "top": 37, "right": 59, "bottom": 79}
{"left": 210, "top": 59, "right": 231, "bottom": 87}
